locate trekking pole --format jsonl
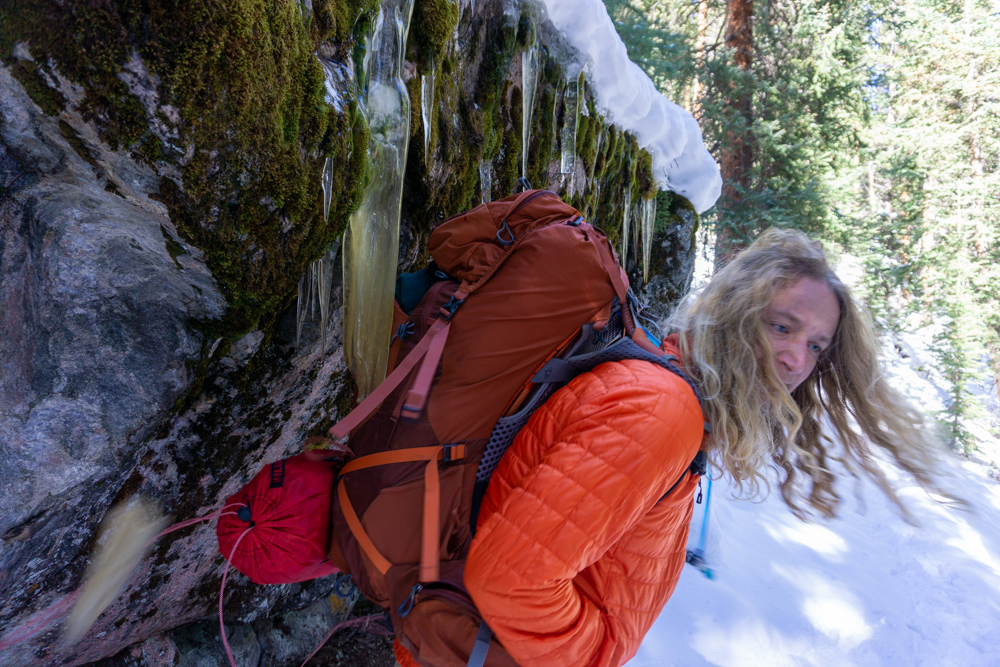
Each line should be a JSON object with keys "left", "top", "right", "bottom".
{"left": 685, "top": 477, "right": 714, "bottom": 579}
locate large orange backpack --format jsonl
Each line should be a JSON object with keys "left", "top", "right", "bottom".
{"left": 321, "top": 189, "right": 705, "bottom": 667}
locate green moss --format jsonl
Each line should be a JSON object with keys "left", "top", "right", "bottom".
{"left": 310, "top": 0, "right": 380, "bottom": 45}
{"left": 58, "top": 120, "right": 99, "bottom": 170}
{"left": 525, "top": 48, "right": 562, "bottom": 189}
{"left": 160, "top": 224, "right": 186, "bottom": 269}
{"left": 635, "top": 149, "right": 657, "bottom": 200}
{"left": 1, "top": 0, "right": 375, "bottom": 342}
{"left": 7, "top": 59, "right": 66, "bottom": 116}
{"left": 408, "top": 0, "right": 458, "bottom": 70}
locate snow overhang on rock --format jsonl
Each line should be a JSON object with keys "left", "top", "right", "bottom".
{"left": 532, "top": 0, "right": 722, "bottom": 214}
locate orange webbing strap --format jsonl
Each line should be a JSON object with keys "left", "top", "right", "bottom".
{"left": 337, "top": 445, "right": 467, "bottom": 581}
{"left": 421, "top": 456, "right": 441, "bottom": 582}
{"left": 329, "top": 316, "right": 451, "bottom": 443}
{"left": 338, "top": 482, "right": 393, "bottom": 574}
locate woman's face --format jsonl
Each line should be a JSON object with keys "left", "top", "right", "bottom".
{"left": 763, "top": 277, "right": 840, "bottom": 391}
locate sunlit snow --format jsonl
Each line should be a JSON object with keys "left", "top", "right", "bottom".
{"left": 629, "top": 242, "right": 1000, "bottom": 666}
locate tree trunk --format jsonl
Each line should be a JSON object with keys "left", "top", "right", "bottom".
{"left": 715, "top": 0, "right": 754, "bottom": 267}
{"left": 691, "top": 0, "right": 709, "bottom": 120}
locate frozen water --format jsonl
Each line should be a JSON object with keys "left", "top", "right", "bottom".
{"left": 321, "top": 156, "right": 334, "bottom": 224}
{"left": 343, "top": 0, "right": 415, "bottom": 399}
{"left": 421, "top": 56, "right": 436, "bottom": 166}
{"left": 479, "top": 158, "right": 492, "bottom": 203}
{"left": 621, "top": 186, "right": 632, "bottom": 270}
{"left": 521, "top": 36, "right": 541, "bottom": 180}
{"left": 560, "top": 73, "right": 581, "bottom": 175}
{"left": 641, "top": 195, "right": 656, "bottom": 284}
{"left": 530, "top": 0, "right": 721, "bottom": 213}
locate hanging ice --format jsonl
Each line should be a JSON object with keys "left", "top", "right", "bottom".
{"left": 521, "top": 33, "right": 540, "bottom": 180}
{"left": 479, "top": 158, "right": 492, "bottom": 203}
{"left": 621, "top": 186, "right": 632, "bottom": 270}
{"left": 421, "top": 56, "right": 436, "bottom": 166}
{"left": 295, "top": 241, "right": 340, "bottom": 351}
{"left": 534, "top": 0, "right": 722, "bottom": 213}
{"left": 342, "top": 0, "right": 415, "bottom": 399}
{"left": 321, "top": 156, "right": 334, "bottom": 224}
{"left": 641, "top": 196, "right": 656, "bottom": 284}
{"left": 560, "top": 72, "right": 580, "bottom": 175}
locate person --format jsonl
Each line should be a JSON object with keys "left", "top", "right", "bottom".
{"left": 393, "top": 227, "right": 945, "bottom": 667}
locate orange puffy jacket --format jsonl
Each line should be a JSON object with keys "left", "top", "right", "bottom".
{"left": 469, "top": 347, "right": 703, "bottom": 666}
{"left": 395, "top": 341, "right": 704, "bottom": 667}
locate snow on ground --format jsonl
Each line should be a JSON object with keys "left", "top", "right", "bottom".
{"left": 631, "top": 245, "right": 1000, "bottom": 666}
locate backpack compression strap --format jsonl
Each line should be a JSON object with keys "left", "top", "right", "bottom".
{"left": 328, "top": 293, "right": 465, "bottom": 443}
{"left": 337, "top": 444, "right": 466, "bottom": 582}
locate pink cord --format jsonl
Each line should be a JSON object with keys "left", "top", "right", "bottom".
{"left": 219, "top": 526, "right": 253, "bottom": 667}
{"left": 0, "top": 503, "right": 248, "bottom": 653}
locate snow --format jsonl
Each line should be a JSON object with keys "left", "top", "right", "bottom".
{"left": 532, "top": 0, "right": 723, "bottom": 214}
{"left": 630, "top": 247, "right": 1000, "bottom": 666}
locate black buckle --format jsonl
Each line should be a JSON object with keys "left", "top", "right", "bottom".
{"left": 690, "top": 450, "right": 707, "bottom": 476}
{"left": 442, "top": 444, "right": 461, "bottom": 462}
{"left": 440, "top": 295, "right": 465, "bottom": 319}
{"left": 567, "top": 216, "right": 582, "bottom": 227}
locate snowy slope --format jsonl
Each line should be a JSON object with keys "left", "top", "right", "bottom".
{"left": 630, "top": 254, "right": 1000, "bottom": 666}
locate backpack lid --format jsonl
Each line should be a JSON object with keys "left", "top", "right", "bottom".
{"left": 428, "top": 190, "right": 580, "bottom": 288}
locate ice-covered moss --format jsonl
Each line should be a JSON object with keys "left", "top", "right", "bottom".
{"left": 0, "top": 0, "right": 375, "bottom": 337}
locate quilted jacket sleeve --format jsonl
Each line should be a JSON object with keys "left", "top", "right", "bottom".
{"left": 464, "top": 359, "right": 704, "bottom": 667}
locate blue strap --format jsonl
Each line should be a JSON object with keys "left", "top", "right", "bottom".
{"left": 467, "top": 620, "right": 492, "bottom": 667}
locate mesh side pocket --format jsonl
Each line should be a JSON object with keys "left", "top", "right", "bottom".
{"left": 476, "top": 382, "right": 558, "bottom": 482}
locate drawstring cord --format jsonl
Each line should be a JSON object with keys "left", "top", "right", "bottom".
{"left": 219, "top": 525, "right": 254, "bottom": 667}
{"left": 0, "top": 503, "right": 248, "bottom": 653}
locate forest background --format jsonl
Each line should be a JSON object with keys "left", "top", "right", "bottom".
{"left": 603, "top": 0, "right": 1000, "bottom": 452}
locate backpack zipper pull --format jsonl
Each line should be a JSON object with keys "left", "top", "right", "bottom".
{"left": 398, "top": 583, "right": 424, "bottom": 618}
{"left": 696, "top": 479, "right": 703, "bottom": 504}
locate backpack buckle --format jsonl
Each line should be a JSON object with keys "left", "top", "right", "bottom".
{"left": 442, "top": 444, "right": 465, "bottom": 462}
{"left": 439, "top": 295, "right": 465, "bottom": 319}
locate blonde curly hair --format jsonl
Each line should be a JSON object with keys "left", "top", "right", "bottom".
{"left": 669, "top": 228, "right": 946, "bottom": 519}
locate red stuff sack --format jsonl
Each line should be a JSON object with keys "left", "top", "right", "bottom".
{"left": 216, "top": 453, "right": 340, "bottom": 585}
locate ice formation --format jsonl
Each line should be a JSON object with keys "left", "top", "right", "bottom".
{"left": 343, "top": 0, "right": 415, "bottom": 398}
{"left": 621, "top": 185, "right": 632, "bottom": 269}
{"left": 640, "top": 196, "right": 656, "bottom": 283}
{"left": 531, "top": 0, "right": 722, "bottom": 213}
{"left": 479, "top": 158, "right": 493, "bottom": 203}
{"left": 521, "top": 35, "right": 541, "bottom": 179}
{"left": 560, "top": 73, "right": 580, "bottom": 174}
{"left": 421, "top": 56, "right": 436, "bottom": 165}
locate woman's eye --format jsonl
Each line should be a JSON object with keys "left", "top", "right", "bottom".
{"left": 809, "top": 343, "right": 823, "bottom": 354}
{"left": 772, "top": 323, "right": 789, "bottom": 334}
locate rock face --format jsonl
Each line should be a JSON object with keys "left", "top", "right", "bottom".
{"left": 0, "top": 1, "right": 699, "bottom": 665}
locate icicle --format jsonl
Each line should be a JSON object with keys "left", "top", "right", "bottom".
{"left": 296, "top": 273, "right": 307, "bottom": 348}
{"left": 479, "top": 158, "right": 492, "bottom": 203}
{"left": 621, "top": 186, "right": 632, "bottom": 271}
{"left": 421, "top": 56, "right": 436, "bottom": 167}
{"left": 321, "top": 156, "right": 334, "bottom": 225}
{"left": 343, "top": 0, "right": 415, "bottom": 400}
{"left": 521, "top": 32, "right": 540, "bottom": 180}
{"left": 315, "top": 241, "right": 340, "bottom": 353}
{"left": 560, "top": 73, "right": 580, "bottom": 175}
{"left": 641, "top": 196, "right": 657, "bottom": 284}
